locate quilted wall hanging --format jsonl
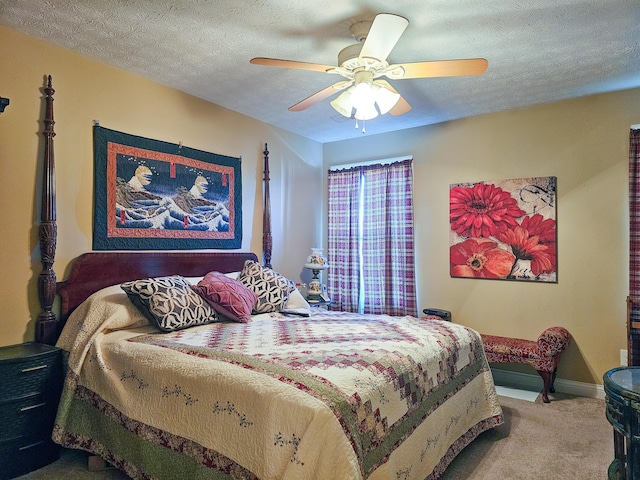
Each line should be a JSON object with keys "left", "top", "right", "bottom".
{"left": 93, "top": 126, "right": 242, "bottom": 250}
{"left": 449, "top": 176, "right": 557, "bottom": 282}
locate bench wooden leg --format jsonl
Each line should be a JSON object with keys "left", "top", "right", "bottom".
{"left": 550, "top": 367, "right": 557, "bottom": 393}
{"left": 537, "top": 370, "right": 552, "bottom": 403}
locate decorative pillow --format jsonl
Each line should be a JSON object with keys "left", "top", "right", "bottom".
{"left": 121, "top": 275, "right": 217, "bottom": 332}
{"left": 225, "top": 271, "right": 240, "bottom": 280}
{"left": 284, "top": 288, "right": 311, "bottom": 309}
{"left": 238, "top": 260, "right": 296, "bottom": 313}
{"left": 192, "top": 271, "right": 258, "bottom": 323}
{"left": 184, "top": 272, "right": 239, "bottom": 284}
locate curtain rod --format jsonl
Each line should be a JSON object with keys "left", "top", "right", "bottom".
{"left": 329, "top": 155, "right": 412, "bottom": 171}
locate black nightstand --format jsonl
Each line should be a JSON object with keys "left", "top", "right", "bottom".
{"left": 0, "top": 342, "right": 63, "bottom": 479}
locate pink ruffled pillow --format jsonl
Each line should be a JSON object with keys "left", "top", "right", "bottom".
{"left": 192, "top": 271, "right": 258, "bottom": 323}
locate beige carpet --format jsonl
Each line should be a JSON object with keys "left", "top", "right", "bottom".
{"left": 17, "top": 393, "right": 612, "bottom": 479}
{"left": 441, "top": 392, "right": 612, "bottom": 479}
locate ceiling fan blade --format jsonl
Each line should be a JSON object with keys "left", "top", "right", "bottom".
{"left": 389, "top": 95, "right": 411, "bottom": 116}
{"left": 393, "top": 58, "right": 488, "bottom": 79}
{"left": 250, "top": 57, "right": 335, "bottom": 73}
{"left": 359, "top": 13, "right": 409, "bottom": 62}
{"left": 376, "top": 80, "right": 411, "bottom": 115}
{"left": 288, "top": 81, "right": 353, "bottom": 112}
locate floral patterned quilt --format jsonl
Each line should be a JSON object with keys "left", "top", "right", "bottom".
{"left": 53, "top": 285, "right": 502, "bottom": 480}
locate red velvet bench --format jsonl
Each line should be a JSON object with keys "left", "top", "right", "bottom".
{"left": 480, "top": 327, "right": 571, "bottom": 403}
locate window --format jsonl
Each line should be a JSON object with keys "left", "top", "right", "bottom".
{"left": 327, "top": 158, "right": 417, "bottom": 316}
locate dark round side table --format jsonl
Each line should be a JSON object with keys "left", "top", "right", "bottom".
{"left": 604, "top": 366, "right": 640, "bottom": 480}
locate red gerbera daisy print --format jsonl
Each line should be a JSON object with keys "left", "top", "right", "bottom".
{"left": 450, "top": 177, "right": 557, "bottom": 282}
{"left": 496, "top": 214, "right": 557, "bottom": 276}
{"left": 450, "top": 183, "right": 526, "bottom": 238}
{"left": 521, "top": 213, "right": 556, "bottom": 244}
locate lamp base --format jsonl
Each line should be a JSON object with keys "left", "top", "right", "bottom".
{"left": 307, "top": 269, "right": 322, "bottom": 299}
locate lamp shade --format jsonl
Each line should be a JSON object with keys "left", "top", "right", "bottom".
{"left": 330, "top": 90, "right": 353, "bottom": 117}
{"left": 304, "top": 248, "right": 329, "bottom": 270}
{"left": 354, "top": 101, "right": 379, "bottom": 121}
{"left": 373, "top": 84, "right": 401, "bottom": 115}
{"left": 349, "top": 82, "right": 373, "bottom": 111}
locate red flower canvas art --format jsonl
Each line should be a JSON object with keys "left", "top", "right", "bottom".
{"left": 449, "top": 177, "right": 557, "bottom": 282}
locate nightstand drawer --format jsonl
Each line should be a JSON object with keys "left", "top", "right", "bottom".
{"left": 0, "top": 393, "right": 58, "bottom": 441}
{"left": 0, "top": 434, "right": 59, "bottom": 480}
{"left": 0, "top": 346, "right": 62, "bottom": 402}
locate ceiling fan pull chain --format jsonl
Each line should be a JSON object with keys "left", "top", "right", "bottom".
{"left": 353, "top": 118, "right": 366, "bottom": 134}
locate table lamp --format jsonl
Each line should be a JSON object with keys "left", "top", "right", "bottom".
{"left": 304, "top": 248, "right": 329, "bottom": 301}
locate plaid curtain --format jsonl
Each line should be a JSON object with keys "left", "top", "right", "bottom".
{"left": 327, "top": 167, "right": 361, "bottom": 312}
{"left": 327, "top": 160, "right": 417, "bottom": 316}
{"left": 629, "top": 128, "right": 640, "bottom": 365}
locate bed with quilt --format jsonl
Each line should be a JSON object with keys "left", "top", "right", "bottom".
{"left": 50, "top": 253, "right": 502, "bottom": 480}
{"left": 33, "top": 77, "right": 502, "bottom": 479}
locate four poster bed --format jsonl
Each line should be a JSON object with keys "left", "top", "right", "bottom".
{"left": 35, "top": 77, "right": 502, "bottom": 480}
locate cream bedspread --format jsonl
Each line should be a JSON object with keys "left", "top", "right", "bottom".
{"left": 54, "top": 285, "right": 502, "bottom": 480}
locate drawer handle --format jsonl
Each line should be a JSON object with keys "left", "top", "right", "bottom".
{"left": 21, "top": 402, "right": 46, "bottom": 412}
{"left": 21, "top": 364, "right": 47, "bottom": 373}
{"left": 19, "top": 440, "right": 45, "bottom": 451}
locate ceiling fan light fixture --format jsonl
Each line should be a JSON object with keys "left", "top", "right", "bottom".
{"left": 349, "top": 82, "right": 373, "bottom": 111}
{"left": 353, "top": 101, "right": 378, "bottom": 121}
{"left": 330, "top": 81, "right": 399, "bottom": 121}
{"left": 330, "top": 89, "right": 353, "bottom": 117}
{"left": 372, "top": 84, "right": 401, "bottom": 115}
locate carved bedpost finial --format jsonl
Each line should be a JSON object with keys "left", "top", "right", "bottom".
{"left": 36, "top": 75, "right": 58, "bottom": 344}
{"left": 263, "top": 143, "right": 272, "bottom": 269}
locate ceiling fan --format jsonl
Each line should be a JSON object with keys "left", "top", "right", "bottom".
{"left": 250, "top": 13, "right": 488, "bottom": 121}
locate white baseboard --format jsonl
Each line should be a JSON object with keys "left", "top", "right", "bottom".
{"left": 490, "top": 367, "right": 605, "bottom": 400}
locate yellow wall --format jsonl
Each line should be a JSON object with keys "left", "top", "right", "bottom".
{"left": 324, "top": 88, "right": 640, "bottom": 385}
{"left": 0, "top": 24, "right": 323, "bottom": 346}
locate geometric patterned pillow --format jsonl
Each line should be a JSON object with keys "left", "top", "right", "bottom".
{"left": 238, "top": 260, "right": 296, "bottom": 313}
{"left": 191, "top": 271, "right": 258, "bottom": 323}
{"left": 121, "top": 275, "right": 217, "bottom": 332}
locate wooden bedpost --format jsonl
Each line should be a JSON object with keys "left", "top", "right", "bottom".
{"left": 36, "top": 75, "right": 58, "bottom": 345}
{"left": 262, "top": 143, "right": 272, "bottom": 269}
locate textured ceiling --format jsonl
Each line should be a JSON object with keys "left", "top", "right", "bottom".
{"left": 2, "top": 0, "right": 639, "bottom": 143}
